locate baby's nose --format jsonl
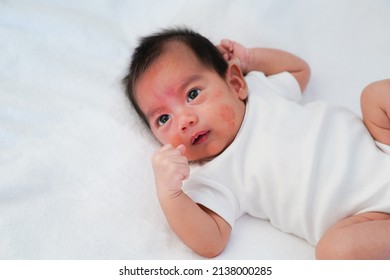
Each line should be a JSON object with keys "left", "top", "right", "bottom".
{"left": 179, "top": 113, "right": 197, "bottom": 132}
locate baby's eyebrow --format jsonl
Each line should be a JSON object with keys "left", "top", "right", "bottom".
{"left": 146, "top": 106, "right": 163, "bottom": 121}
{"left": 179, "top": 74, "right": 202, "bottom": 92}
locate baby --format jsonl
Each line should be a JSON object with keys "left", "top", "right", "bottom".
{"left": 123, "top": 27, "right": 390, "bottom": 259}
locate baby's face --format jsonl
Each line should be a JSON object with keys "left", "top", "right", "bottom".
{"left": 134, "top": 42, "right": 247, "bottom": 161}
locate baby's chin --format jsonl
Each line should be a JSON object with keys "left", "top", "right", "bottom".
{"left": 187, "top": 142, "right": 227, "bottom": 162}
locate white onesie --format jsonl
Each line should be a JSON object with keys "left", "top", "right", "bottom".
{"left": 182, "top": 71, "right": 390, "bottom": 245}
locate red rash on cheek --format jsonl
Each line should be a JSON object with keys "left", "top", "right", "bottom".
{"left": 219, "top": 104, "right": 236, "bottom": 129}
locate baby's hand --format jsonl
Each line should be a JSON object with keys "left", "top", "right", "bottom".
{"left": 216, "top": 39, "right": 251, "bottom": 74}
{"left": 151, "top": 144, "right": 189, "bottom": 200}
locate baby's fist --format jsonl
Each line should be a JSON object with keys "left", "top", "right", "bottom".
{"left": 217, "top": 39, "right": 251, "bottom": 74}
{"left": 151, "top": 144, "right": 189, "bottom": 199}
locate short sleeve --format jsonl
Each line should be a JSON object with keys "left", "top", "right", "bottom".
{"left": 375, "top": 141, "right": 390, "bottom": 155}
{"left": 246, "top": 71, "right": 302, "bottom": 103}
{"left": 182, "top": 176, "right": 239, "bottom": 228}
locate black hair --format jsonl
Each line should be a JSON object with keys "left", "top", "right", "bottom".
{"left": 122, "top": 27, "right": 228, "bottom": 126}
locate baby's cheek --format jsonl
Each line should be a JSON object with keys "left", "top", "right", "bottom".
{"left": 154, "top": 129, "right": 180, "bottom": 147}
{"left": 205, "top": 141, "right": 223, "bottom": 157}
{"left": 167, "top": 137, "right": 183, "bottom": 149}
{"left": 219, "top": 104, "right": 236, "bottom": 129}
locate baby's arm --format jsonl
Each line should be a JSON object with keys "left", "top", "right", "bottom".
{"left": 152, "top": 144, "right": 231, "bottom": 257}
{"left": 361, "top": 79, "right": 390, "bottom": 145}
{"left": 217, "top": 40, "right": 310, "bottom": 92}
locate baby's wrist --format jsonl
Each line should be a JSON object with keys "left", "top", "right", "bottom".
{"left": 243, "top": 48, "right": 254, "bottom": 74}
{"left": 156, "top": 185, "right": 183, "bottom": 201}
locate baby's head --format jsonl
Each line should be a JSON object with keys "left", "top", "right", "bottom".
{"left": 123, "top": 27, "right": 247, "bottom": 161}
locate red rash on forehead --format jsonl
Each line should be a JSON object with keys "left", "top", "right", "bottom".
{"left": 152, "top": 87, "right": 176, "bottom": 101}
{"left": 164, "top": 87, "right": 176, "bottom": 97}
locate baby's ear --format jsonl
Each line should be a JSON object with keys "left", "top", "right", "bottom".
{"left": 226, "top": 62, "right": 247, "bottom": 100}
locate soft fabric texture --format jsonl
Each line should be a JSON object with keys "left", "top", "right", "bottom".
{"left": 184, "top": 71, "right": 390, "bottom": 245}
{"left": 1, "top": 0, "right": 389, "bottom": 259}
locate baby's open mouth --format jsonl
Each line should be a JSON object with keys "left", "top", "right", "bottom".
{"left": 191, "top": 131, "right": 210, "bottom": 145}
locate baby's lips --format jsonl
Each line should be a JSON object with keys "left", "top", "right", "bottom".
{"left": 190, "top": 131, "right": 210, "bottom": 145}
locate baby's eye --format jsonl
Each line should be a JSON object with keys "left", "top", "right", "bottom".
{"left": 187, "top": 89, "right": 201, "bottom": 102}
{"left": 157, "top": 114, "right": 171, "bottom": 126}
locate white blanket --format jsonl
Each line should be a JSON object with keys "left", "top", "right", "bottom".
{"left": 1, "top": 0, "right": 389, "bottom": 259}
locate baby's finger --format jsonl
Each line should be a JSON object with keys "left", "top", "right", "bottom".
{"left": 216, "top": 44, "right": 229, "bottom": 57}
{"left": 220, "top": 39, "right": 233, "bottom": 52}
{"left": 159, "top": 143, "right": 174, "bottom": 152}
{"left": 223, "top": 53, "right": 231, "bottom": 62}
{"left": 176, "top": 161, "right": 190, "bottom": 181}
{"left": 176, "top": 144, "right": 186, "bottom": 155}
